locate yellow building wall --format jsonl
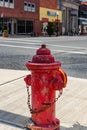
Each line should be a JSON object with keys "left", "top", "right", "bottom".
{"left": 40, "top": 7, "right": 62, "bottom": 22}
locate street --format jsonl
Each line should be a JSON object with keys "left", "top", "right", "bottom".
{"left": 0, "top": 35, "right": 87, "bottom": 79}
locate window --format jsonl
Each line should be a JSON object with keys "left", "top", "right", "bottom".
{"left": 9, "top": 0, "right": 14, "bottom": 8}
{"left": 28, "top": 3, "right": 31, "bottom": 11}
{"left": 26, "top": 21, "right": 33, "bottom": 33}
{"left": 10, "top": 0, "right": 13, "bottom": 3}
{"left": 0, "top": 0, "right": 3, "bottom": 7}
{"left": 0, "top": 0, "right": 14, "bottom": 8}
{"left": 24, "top": 2, "right": 28, "bottom": 11}
{"left": 24, "top": 1, "right": 35, "bottom": 12}
{"left": 24, "top": 2, "right": 27, "bottom": 6}
{"left": 4, "top": 0, "right": 9, "bottom": 7}
{"left": 17, "top": 20, "right": 25, "bottom": 33}
{"left": 31, "top": 4, "right": 35, "bottom": 12}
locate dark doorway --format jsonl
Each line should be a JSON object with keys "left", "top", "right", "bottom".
{"left": 8, "top": 23, "right": 11, "bottom": 34}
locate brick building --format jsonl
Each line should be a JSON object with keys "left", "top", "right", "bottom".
{"left": 0, "top": 0, "right": 40, "bottom": 35}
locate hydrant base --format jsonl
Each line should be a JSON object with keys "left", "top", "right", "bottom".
{"left": 27, "top": 118, "right": 60, "bottom": 130}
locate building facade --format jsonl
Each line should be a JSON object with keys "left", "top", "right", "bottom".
{"left": 59, "top": 0, "right": 80, "bottom": 35}
{"left": 78, "top": 2, "right": 87, "bottom": 34}
{"left": 1, "top": 0, "right": 80, "bottom": 36}
{"left": 39, "top": 0, "right": 62, "bottom": 36}
{"left": 0, "top": 0, "right": 40, "bottom": 35}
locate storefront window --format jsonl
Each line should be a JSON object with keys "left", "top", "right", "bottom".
{"left": 17, "top": 20, "right": 33, "bottom": 34}
{"left": 26, "top": 21, "right": 33, "bottom": 33}
{"left": 17, "top": 20, "right": 25, "bottom": 34}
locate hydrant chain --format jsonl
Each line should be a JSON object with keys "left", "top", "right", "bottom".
{"left": 26, "top": 85, "right": 63, "bottom": 114}
{"left": 26, "top": 85, "right": 32, "bottom": 113}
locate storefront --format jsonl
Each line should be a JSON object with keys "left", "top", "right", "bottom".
{"left": 0, "top": 18, "right": 34, "bottom": 35}
{"left": 78, "top": 17, "right": 87, "bottom": 34}
{"left": 79, "top": 3, "right": 87, "bottom": 35}
{"left": 62, "top": 1, "right": 79, "bottom": 35}
{"left": 0, "top": 0, "right": 40, "bottom": 36}
{"left": 40, "top": 7, "right": 62, "bottom": 36}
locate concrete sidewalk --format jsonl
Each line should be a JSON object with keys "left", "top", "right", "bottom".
{"left": 0, "top": 69, "right": 87, "bottom": 130}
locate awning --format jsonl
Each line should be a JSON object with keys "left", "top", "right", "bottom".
{"left": 42, "top": 18, "right": 48, "bottom": 22}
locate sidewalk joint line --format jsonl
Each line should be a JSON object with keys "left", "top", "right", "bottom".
{"left": 0, "top": 76, "right": 25, "bottom": 86}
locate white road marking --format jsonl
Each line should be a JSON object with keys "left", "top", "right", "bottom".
{"left": 0, "top": 38, "right": 86, "bottom": 50}
{"left": 0, "top": 37, "right": 42, "bottom": 43}
{"left": 1, "top": 36, "right": 87, "bottom": 43}
{"left": 0, "top": 39, "right": 42, "bottom": 44}
{"left": 0, "top": 36, "right": 87, "bottom": 54}
{"left": 0, "top": 43, "right": 87, "bottom": 54}
{"left": 0, "top": 44, "right": 38, "bottom": 49}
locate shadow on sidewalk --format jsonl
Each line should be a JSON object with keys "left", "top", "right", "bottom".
{"left": 66, "top": 123, "right": 87, "bottom": 130}
{"left": 0, "top": 110, "right": 28, "bottom": 129}
{"left": 0, "top": 110, "right": 87, "bottom": 130}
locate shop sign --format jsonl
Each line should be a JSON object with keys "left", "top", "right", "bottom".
{"left": 47, "top": 11, "right": 57, "bottom": 17}
{"left": 42, "top": 18, "right": 48, "bottom": 22}
{"left": 70, "top": 10, "right": 78, "bottom": 16}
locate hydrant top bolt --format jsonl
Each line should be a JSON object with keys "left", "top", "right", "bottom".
{"left": 41, "top": 44, "right": 46, "bottom": 48}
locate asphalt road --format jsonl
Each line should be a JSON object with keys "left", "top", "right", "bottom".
{"left": 0, "top": 36, "right": 87, "bottom": 79}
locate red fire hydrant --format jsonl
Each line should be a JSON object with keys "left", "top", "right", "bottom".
{"left": 24, "top": 44, "right": 67, "bottom": 130}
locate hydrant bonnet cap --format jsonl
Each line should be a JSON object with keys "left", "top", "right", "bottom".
{"left": 32, "top": 44, "right": 55, "bottom": 63}
{"left": 37, "top": 44, "right": 51, "bottom": 55}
